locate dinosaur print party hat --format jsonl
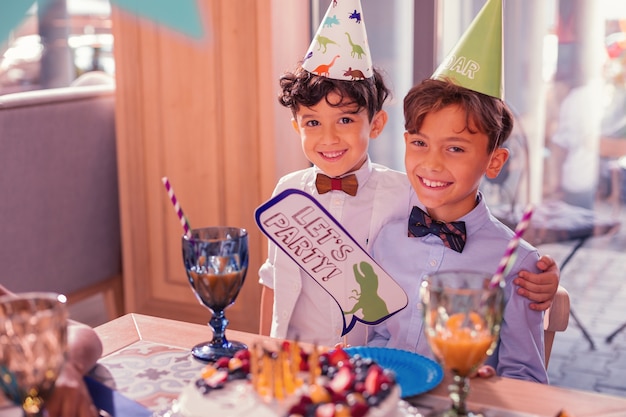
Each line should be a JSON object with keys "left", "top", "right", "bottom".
{"left": 302, "top": 0, "right": 373, "bottom": 81}
{"left": 431, "top": 0, "right": 504, "bottom": 99}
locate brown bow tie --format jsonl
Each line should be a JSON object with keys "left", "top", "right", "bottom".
{"left": 315, "top": 173, "right": 358, "bottom": 196}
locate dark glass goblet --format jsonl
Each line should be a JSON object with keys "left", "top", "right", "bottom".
{"left": 182, "top": 226, "right": 248, "bottom": 361}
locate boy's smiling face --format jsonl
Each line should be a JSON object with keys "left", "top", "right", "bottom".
{"left": 404, "top": 104, "right": 508, "bottom": 223}
{"left": 292, "top": 92, "right": 387, "bottom": 178}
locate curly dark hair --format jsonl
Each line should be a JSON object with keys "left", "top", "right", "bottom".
{"left": 403, "top": 78, "right": 513, "bottom": 154}
{"left": 278, "top": 65, "right": 391, "bottom": 121}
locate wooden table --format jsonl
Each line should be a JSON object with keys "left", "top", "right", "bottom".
{"left": 93, "top": 313, "right": 626, "bottom": 417}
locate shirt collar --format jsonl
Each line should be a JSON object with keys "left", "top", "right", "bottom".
{"left": 457, "top": 192, "right": 491, "bottom": 236}
{"left": 411, "top": 192, "right": 491, "bottom": 237}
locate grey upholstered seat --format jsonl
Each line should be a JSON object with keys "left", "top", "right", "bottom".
{"left": 0, "top": 81, "right": 123, "bottom": 322}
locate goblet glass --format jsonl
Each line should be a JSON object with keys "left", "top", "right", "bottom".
{"left": 0, "top": 292, "right": 68, "bottom": 417}
{"left": 420, "top": 271, "right": 504, "bottom": 417}
{"left": 182, "top": 226, "right": 249, "bottom": 361}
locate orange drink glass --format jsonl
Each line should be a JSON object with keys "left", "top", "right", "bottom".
{"left": 420, "top": 271, "right": 504, "bottom": 416}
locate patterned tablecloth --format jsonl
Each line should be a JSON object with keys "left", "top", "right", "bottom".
{"left": 90, "top": 340, "right": 206, "bottom": 413}
{"left": 0, "top": 340, "right": 206, "bottom": 416}
{"left": 0, "top": 338, "right": 576, "bottom": 417}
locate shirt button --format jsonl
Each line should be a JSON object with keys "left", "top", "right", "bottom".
{"left": 429, "top": 259, "right": 437, "bottom": 267}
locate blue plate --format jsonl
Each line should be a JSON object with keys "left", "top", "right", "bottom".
{"left": 345, "top": 346, "right": 443, "bottom": 397}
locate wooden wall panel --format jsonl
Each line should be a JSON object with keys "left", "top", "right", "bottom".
{"left": 110, "top": 0, "right": 309, "bottom": 333}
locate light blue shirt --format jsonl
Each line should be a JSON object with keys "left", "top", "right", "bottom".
{"left": 369, "top": 194, "right": 548, "bottom": 383}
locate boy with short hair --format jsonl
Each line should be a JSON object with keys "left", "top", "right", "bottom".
{"left": 369, "top": 78, "right": 547, "bottom": 383}
{"left": 259, "top": 62, "right": 411, "bottom": 346}
{"left": 368, "top": 0, "right": 548, "bottom": 382}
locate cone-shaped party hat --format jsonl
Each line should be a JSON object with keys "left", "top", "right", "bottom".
{"left": 431, "top": 0, "right": 504, "bottom": 99}
{"left": 302, "top": 0, "right": 373, "bottom": 80}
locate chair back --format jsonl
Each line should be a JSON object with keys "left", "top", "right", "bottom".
{"left": 0, "top": 84, "right": 123, "bottom": 323}
{"left": 544, "top": 285, "right": 570, "bottom": 368}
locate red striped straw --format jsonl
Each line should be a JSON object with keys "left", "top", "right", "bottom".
{"left": 161, "top": 177, "right": 192, "bottom": 238}
{"left": 490, "top": 204, "right": 535, "bottom": 287}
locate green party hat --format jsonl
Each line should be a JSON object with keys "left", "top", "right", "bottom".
{"left": 431, "top": 0, "right": 503, "bottom": 99}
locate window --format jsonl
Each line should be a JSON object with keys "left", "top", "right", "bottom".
{"left": 0, "top": 0, "right": 113, "bottom": 95}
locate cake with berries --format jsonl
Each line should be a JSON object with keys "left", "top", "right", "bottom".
{"left": 176, "top": 342, "right": 401, "bottom": 417}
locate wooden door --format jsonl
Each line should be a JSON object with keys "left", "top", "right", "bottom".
{"left": 110, "top": 0, "right": 309, "bottom": 332}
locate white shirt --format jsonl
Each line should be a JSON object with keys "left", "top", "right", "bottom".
{"left": 258, "top": 158, "right": 413, "bottom": 346}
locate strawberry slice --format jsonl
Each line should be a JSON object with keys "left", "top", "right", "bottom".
{"left": 239, "top": 358, "right": 250, "bottom": 373}
{"left": 234, "top": 348, "right": 250, "bottom": 360}
{"left": 364, "top": 364, "right": 384, "bottom": 395}
{"left": 214, "top": 356, "right": 230, "bottom": 369}
{"left": 329, "top": 365, "right": 355, "bottom": 393}
{"left": 350, "top": 401, "right": 370, "bottom": 417}
{"left": 328, "top": 347, "right": 351, "bottom": 366}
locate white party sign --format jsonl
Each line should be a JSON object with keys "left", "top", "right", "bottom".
{"left": 255, "top": 189, "right": 408, "bottom": 336}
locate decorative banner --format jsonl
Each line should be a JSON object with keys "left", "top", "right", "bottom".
{"left": 255, "top": 189, "right": 408, "bottom": 336}
{"left": 0, "top": 0, "right": 40, "bottom": 46}
{"left": 0, "top": 0, "right": 205, "bottom": 47}
{"left": 110, "top": 0, "right": 204, "bottom": 39}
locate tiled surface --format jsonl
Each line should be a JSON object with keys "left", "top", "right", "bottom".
{"left": 540, "top": 200, "right": 626, "bottom": 398}
{"left": 91, "top": 340, "right": 203, "bottom": 412}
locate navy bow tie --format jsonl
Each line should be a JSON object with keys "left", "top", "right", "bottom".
{"left": 408, "top": 206, "right": 467, "bottom": 253}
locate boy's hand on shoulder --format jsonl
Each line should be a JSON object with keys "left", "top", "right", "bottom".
{"left": 513, "top": 255, "right": 560, "bottom": 311}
